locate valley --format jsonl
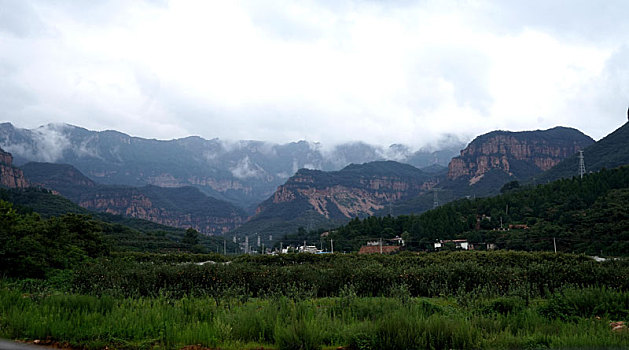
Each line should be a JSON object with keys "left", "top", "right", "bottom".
{"left": 1, "top": 120, "right": 629, "bottom": 350}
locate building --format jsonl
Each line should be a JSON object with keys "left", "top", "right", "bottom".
{"left": 434, "top": 239, "right": 473, "bottom": 250}
{"left": 358, "top": 245, "right": 401, "bottom": 254}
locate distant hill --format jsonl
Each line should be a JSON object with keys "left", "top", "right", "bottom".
{"left": 324, "top": 165, "right": 629, "bottom": 255}
{"left": 0, "top": 122, "right": 464, "bottom": 210}
{"left": 233, "top": 161, "right": 435, "bottom": 238}
{"left": 21, "top": 162, "right": 247, "bottom": 234}
{"left": 375, "top": 127, "right": 594, "bottom": 216}
{"left": 535, "top": 122, "right": 629, "bottom": 183}
{"left": 447, "top": 126, "right": 594, "bottom": 188}
{"left": 0, "top": 187, "right": 237, "bottom": 253}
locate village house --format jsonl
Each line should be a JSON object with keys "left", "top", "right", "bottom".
{"left": 434, "top": 239, "right": 473, "bottom": 250}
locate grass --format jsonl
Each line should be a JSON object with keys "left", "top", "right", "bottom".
{"left": 0, "top": 286, "right": 628, "bottom": 349}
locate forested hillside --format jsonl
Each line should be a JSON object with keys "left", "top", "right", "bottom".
{"left": 535, "top": 122, "right": 629, "bottom": 183}
{"left": 0, "top": 188, "right": 237, "bottom": 256}
{"left": 320, "top": 166, "right": 629, "bottom": 255}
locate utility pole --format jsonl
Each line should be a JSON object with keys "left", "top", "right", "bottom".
{"left": 553, "top": 237, "right": 557, "bottom": 253}
{"left": 331, "top": 239, "right": 334, "bottom": 254}
{"left": 223, "top": 237, "right": 226, "bottom": 255}
{"left": 245, "top": 236, "right": 249, "bottom": 254}
{"left": 379, "top": 237, "right": 383, "bottom": 254}
{"left": 578, "top": 150, "right": 586, "bottom": 179}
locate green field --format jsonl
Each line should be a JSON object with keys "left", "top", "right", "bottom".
{"left": 1, "top": 251, "right": 628, "bottom": 349}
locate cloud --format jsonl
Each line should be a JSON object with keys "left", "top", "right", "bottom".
{"left": 0, "top": 0, "right": 627, "bottom": 147}
{"left": 1, "top": 124, "right": 71, "bottom": 162}
{"left": 230, "top": 156, "right": 266, "bottom": 179}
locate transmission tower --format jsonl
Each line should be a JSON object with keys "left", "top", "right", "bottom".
{"left": 578, "top": 150, "right": 586, "bottom": 179}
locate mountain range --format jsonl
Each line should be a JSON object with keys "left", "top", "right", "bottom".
{"left": 0, "top": 122, "right": 463, "bottom": 210}
{"left": 3, "top": 120, "right": 627, "bottom": 243}
{"left": 534, "top": 122, "right": 629, "bottom": 183}
{"left": 233, "top": 161, "right": 437, "bottom": 237}
{"left": 21, "top": 162, "right": 247, "bottom": 234}
{"left": 236, "top": 126, "right": 595, "bottom": 237}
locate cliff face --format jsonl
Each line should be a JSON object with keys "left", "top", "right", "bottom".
{"left": 234, "top": 161, "right": 435, "bottom": 237}
{"left": 78, "top": 188, "right": 244, "bottom": 234}
{"left": 0, "top": 148, "right": 28, "bottom": 188}
{"left": 447, "top": 127, "right": 594, "bottom": 184}
{"left": 262, "top": 162, "right": 432, "bottom": 220}
{"left": 0, "top": 122, "right": 463, "bottom": 210}
{"left": 20, "top": 162, "right": 246, "bottom": 234}
{"left": 537, "top": 122, "right": 629, "bottom": 183}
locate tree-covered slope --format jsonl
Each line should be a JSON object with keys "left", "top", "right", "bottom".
{"left": 0, "top": 188, "right": 237, "bottom": 254}
{"left": 324, "top": 165, "right": 629, "bottom": 255}
{"left": 535, "top": 122, "right": 629, "bottom": 183}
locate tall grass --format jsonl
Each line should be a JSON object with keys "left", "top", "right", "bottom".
{"left": 1, "top": 287, "right": 628, "bottom": 349}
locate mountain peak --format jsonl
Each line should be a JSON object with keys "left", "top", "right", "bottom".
{"left": 447, "top": 126, "right": 594, "bottom": 186}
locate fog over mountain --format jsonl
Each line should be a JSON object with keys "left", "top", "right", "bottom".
{"left": 0, "top": 122, "right": 464, "bottom": 210}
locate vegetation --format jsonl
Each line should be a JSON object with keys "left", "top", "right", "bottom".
{"left": 1, "top": 251, "right": 628, "bottom": 349}
{"left": 317, "top": 166, "right": 629, "bottom": 255}
{"left": 2, "top": 127, "right": 629, "bottom": 348}
{"left": 537, "top": 122, "right": 629, "bottom": 183}
{"left": 0, "top": 193, "right": 237, "bottom": 275}
{"left": 2, "top": 189, "right": 628, "bottom": 348}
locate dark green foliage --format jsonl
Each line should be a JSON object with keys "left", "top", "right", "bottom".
{"left": 539, "top": 287, "right": 629, "bottom": 321}
{"left": 327, "top": 166, "right": 629, "bottom": 255}
{"left": 500, "top": 180, "right": 520, "bottom": 193}
{"left": 1, "top": 251, "right": 629, "bottom": 349}
{"left": 0, "top": 187, "right": 90, "bottom": 217}
{"left": 68, "top": 251, "right": 629, "bottom": 299}
{"left": 183, "top": 228, "right": 200, "bottom": 246}
{"left": 537, "top": 122, "right": 629, "bottom": 183}
{"left": 0, "top": 200, "right": 110, "bottom": 278}
{"left": 0, "top": 187, "right": 239, "bottom": 254}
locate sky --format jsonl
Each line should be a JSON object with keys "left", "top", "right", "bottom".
{"left": 1, "top": 0, "right": 628, "bottom": 148}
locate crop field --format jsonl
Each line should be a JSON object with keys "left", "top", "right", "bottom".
{"left": 1, "top": 251, "right": 628, "bottom": 349}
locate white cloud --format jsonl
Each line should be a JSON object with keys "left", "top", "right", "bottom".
{"left": 230, "top": 156, "right": 265, "bottom": 179}
{"left": 0, "top": 0, "right": 627, "bottom": 147}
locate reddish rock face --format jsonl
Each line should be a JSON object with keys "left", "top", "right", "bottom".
{"left": 0, "top": 148, "right": 28, "bottom": 189}
{"left": 258, "top": 164, "right": 435, "bottom": 220}
{"left": 79, "top": 192, "right": 243, "bottom": 234}
{"left": 447, "top": 129, "right": 594, "bottom": 183}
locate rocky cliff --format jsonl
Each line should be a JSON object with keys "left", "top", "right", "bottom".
{"left": 0, "top": 122, "right": 463, "bottom": 210}
{"left": 536, "top": 122, "right": 629, "bottom": 183}
{"left": 447, "top": 127, "right": 594, "bottom": 185}
{"left": 21, "top": 162, "right": 246, "bottom": 234}
{"left": 234, "top": 161, "right": 435, "bottom": 237}
{"left": 0, "top": 147, "right": 28, "bottom": 188}
{"left": 77, "top": 186, "right": 245, "bottom": 234}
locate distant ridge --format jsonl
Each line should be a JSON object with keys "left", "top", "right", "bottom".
{"left": 232, "top": 161, "right": 435, "bottom": 238}
{"left": 0, "top": 122, "right": 464, "bottom": 210}
{"left": 535, "top": 122, "right": 629, "bottom": 183}
{"left": 21, "top": 162, "right": 247, "bottom": 234}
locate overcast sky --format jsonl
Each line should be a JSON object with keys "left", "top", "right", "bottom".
{"left": 1, "top": 0, "right": 628, "bottom": 148}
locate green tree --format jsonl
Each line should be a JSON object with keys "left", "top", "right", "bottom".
{"left": 183, "top": 228, "right": 200, "bottom": 246}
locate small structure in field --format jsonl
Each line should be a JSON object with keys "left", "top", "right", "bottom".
{"left": 434, "top": 239, "right": 473, "bottom": 250}
{"left": 358, "top": 245, "right": 401, "bottom": 254}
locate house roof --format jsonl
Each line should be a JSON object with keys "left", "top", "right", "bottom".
{"left": 358, "top": 245, "right": 401, "bottom": 254}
